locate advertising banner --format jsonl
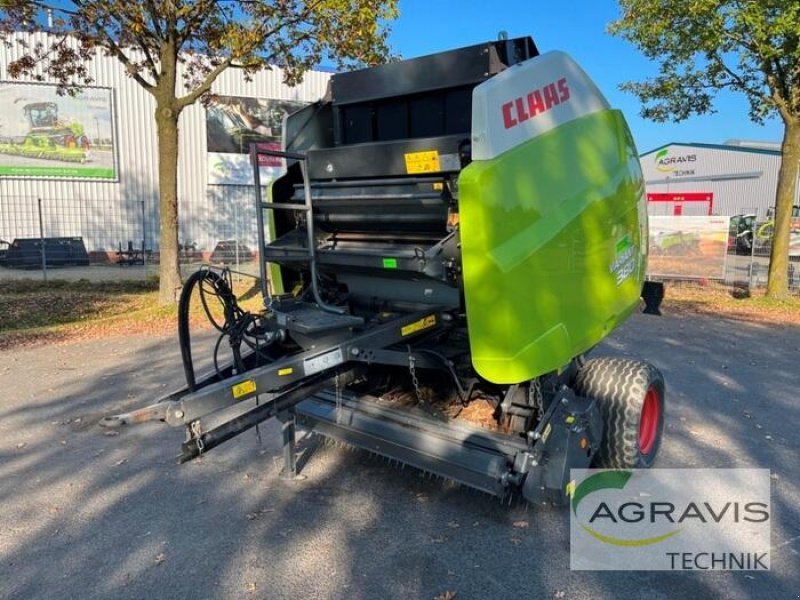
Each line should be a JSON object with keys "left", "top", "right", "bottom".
{"left": 206, "top": 95, "right": 306, "bottom": 185}
{"left": 0, "top": 83, "right": 116, "bottom": 179}
{"left": 648, "top": 215, "right": 730, "bottom": 279}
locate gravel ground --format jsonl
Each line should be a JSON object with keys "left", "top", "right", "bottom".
{"left": 0, "top": 312, "right": 798, "bottom": 600}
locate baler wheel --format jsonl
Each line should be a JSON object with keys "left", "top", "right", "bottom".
{"left": 574, "top": 358, "right": 665, "bottom": 468}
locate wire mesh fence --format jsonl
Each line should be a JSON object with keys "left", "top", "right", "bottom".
{"left": 0, "top": 194, "right": 262, "bottom": 282}
{"left": 2, "top": 199, "right": 798, "bottom": 297}
{"left": 724, "top": 240, "right": 800, "bottom": 292}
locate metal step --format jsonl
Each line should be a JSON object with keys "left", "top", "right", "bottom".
{"left": 302, "top": 176, "right": 447, "bottom": 188}
{"left": 275, "top": 306, "right": 365, "bottom": 335}
{"left": 262, "top": 202, "right": 308, "bottom": 211}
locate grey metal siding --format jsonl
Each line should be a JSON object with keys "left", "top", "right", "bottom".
{"left": 640, "top": 143, "right": 798, "bottom": 218}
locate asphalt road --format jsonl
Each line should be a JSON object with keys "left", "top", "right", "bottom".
{"left": 1, "top": 312, "right": 798, "bottom": 599}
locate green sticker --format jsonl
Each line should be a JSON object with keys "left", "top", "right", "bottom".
{"left": 382, "top": 257, "right": 398, "bottom": 269}
{"left": 616, "top": 235, "right": 633, "bottom": 254}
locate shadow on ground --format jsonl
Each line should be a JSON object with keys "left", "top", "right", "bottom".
{"left": 0, "top": 312, "right": 798, "bottom": 599}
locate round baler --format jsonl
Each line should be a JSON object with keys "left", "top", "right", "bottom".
{"left": 105, "top": 35, "right": 666, "bottom": 505}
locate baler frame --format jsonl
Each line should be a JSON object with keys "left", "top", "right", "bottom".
{"left": 103, "top": 147, "right": 604, "bottom": 503}
{"left": 104, "top": 145, "right": 603, "bottom": 501}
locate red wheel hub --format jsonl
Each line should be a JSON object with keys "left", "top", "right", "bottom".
{"left": 639, "top": 387, "right": 660, "bottom": 455}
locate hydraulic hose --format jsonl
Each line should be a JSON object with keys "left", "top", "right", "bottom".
{"left": 178, "top": 270, "right": 213, "bottom": 391}
{"left": 178, "top": 269, "right": 242, "bottom": 391}
{"left": 178, "top": 268, "right": 276, "bottom": 392}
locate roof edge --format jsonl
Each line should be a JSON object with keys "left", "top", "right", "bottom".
{"left": 640, "top": 141, "right": 782, "bottom": 158}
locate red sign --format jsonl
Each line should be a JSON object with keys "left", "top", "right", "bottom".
{"left": 256, "top": 142, "right": 283, "bottom": 167}
{"left": 647, "top": 192, "right": 713, "bottom": 215}
{"left": 647, "top": 192, "right": 713, "bottom": 203}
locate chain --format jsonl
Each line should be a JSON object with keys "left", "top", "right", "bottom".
{"left": 408, "top": 350, "right": 424, "bottom": 404}
{"left": 190, "top": 420, "right": 205, "bottom": 455}
{"left": 529, "top": 378, "right": 544, "bottom": 422}
{"left": 334, "top": 372, "right": 342, "bottom": 423}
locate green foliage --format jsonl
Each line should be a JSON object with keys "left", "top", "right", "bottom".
{"left": 0, "top": 1, "right": 399, "bottom": 97}
{"left": 609, "top": 1, "right": 800, "bottom": 124}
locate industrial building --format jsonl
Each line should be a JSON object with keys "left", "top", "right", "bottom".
{"left": 0, "top": 32, "right": 330, "bottom": 261}
{"left": 640, "top": 140, "right": 800, "bottom": 218}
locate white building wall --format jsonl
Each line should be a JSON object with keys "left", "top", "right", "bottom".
{"left": 0, "top": 32, "right": 331, "bottom": 255}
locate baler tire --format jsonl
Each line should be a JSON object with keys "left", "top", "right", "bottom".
{"left": 574, "top": 357, "right": 665, "bottom": 469}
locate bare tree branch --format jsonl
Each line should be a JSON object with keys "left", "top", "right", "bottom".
{"left": 143, "top": 0, "right": 165, "bottom": 39}
{"left": 175, "top": 56, "right": 232, "bottom": 108}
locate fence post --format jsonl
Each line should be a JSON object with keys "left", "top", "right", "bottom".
{"left": 141, "top": 199, "right": 147, "bottom": 272}
{"left": 234, "top": 199, "right": 241, "bottom": 284}
{"left": 37, "top": 198, "right": 47, "bottom": 282}
{"left": 747, "top": 226, "right": 756, "bottom": 290}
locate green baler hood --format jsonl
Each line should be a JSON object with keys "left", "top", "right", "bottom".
{"left": 459, "top": 109, "right": 647, "bottom": 383}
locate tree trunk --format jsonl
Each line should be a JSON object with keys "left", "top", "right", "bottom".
{"left": 155, "top": 101, "right": 183, "bottom": 305}
{"left": 766, "top": 119, "right": 800, "bottom": 299}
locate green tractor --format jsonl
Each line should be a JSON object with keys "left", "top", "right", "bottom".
{"left": 14, "top": 102, "right": 91, "bottom": 162}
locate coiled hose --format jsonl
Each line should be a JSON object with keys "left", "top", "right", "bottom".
{"left": 178, "top": 269, "right": 273, "bottom": 391}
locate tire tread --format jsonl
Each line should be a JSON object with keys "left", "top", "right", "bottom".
{"left": 574, "top": 357, "right": 665, "bottom": 468}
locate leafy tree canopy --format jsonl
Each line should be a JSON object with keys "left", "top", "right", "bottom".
{"left": 609, "top": 0, "right": 800, "bottom": 124}
{"left": 1, "top": 0, "right": 398, "bottom": 98}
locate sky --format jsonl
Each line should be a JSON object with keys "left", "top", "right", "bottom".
{"left": 387, "top": 0, "right": 784, "bottom": 154}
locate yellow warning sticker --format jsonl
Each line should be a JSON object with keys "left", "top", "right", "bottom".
{"left": 542, "top": 422, "right": 552, "bottom": 443}
{"left": 404, "top": 150, "right": 440, "bottom": 174}
{"left": 278, "top": 368, "right": 293, "bottom": 377}
{"left": 231, "top": 379, "right": 256, "bottom": 399}
{"left": 401, "top": 315, "right": 437, "bottom": 337}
